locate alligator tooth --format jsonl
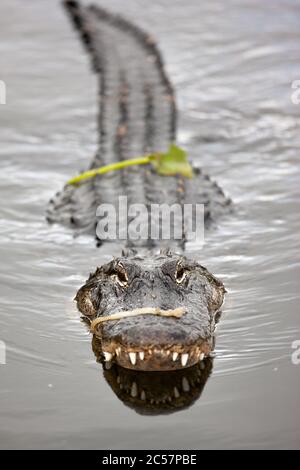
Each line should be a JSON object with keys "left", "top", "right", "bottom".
{"left": 129, "top": 352, "right": 137, "bottom": 365}
{"left": 148, "top": 349, "right": 153, "bottom": 355}
{"left": 131, "top": 382, "right": 138, "bottom": 398}
{"left": 166, "top": 350, "right": 171, "bottom": 356}
{"left": 172, "top": 352, "right": 178, "bottom": 361}
{"left": 181, "top": 353, "right": 189, "bottom": 367}
{"left": 116, "top": 347, "right": 121, "bottom": 357}
{"left": 199, "top": 352, "right": 205, "bottom": 361}
{"left": 182, "top": 377, "right": 190, "bottom": 392}
{"left": 140, "top": 390, "right": 146, "bottom": 401}
{"left": 174, "top": 386, "right": 180, "bottom": 398}
{"left": 139, "top": 351, "right": 145, "bottom": 361}
{"left": 103, "top": 351, "right": 113, "bottom": 362}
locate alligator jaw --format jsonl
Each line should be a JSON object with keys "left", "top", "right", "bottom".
{"left": 90, "top": 332, "right": 214, "bottom": 414}
{"left": 99, "top": 339, "right": 212, "bottom": 371}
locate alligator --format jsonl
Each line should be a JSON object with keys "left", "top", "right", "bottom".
{"left": 48, "top": 1, "right": 231, "bottom": 372}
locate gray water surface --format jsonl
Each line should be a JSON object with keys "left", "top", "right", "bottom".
{"left": 0, "top": 0, "right": 300, "bottom": 449}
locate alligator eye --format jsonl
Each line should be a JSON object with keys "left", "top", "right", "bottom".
{"left": 112, "top": 262, "right": 128, "bottom": 287}
{"left": 175, "top": 262, "right": 187, "bottom": 284}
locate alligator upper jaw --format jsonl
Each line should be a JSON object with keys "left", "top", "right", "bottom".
{"left": 98, "top": 338, "right": 212, "bottom": 371}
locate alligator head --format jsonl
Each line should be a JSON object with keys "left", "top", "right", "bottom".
{"left": 76, "top": 250, "right": 225, "bottom": 371}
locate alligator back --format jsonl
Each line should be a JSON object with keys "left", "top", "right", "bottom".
{"left": 47, "top": 0, "right": 231, "bottom": 247}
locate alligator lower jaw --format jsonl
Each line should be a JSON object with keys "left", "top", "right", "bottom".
{"left": 98, "top": 339, "right": 212, "bottom": 371}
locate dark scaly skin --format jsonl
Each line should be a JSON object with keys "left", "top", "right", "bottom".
{"left": 48, "top": 1, "right": 231, "bottom": 371}
{"left": 47, "top": 0, "right": 231, "bottom": 242}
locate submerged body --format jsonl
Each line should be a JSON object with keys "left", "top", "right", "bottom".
{"left": 49, "top": 1, "right": 231, "bottom": 371}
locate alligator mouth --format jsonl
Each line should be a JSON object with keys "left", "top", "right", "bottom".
{"left": 92, "top": 336, "right": 214, "bottom": 414}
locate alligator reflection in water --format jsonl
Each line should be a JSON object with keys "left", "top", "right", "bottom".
{"left": 92, "top": 336, "right": 213, "bottom": 415}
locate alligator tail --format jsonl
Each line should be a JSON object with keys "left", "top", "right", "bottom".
{"left": 63, "top": 0, "right": 177, "bottom": 165}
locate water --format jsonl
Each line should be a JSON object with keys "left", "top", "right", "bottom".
{"left": 0, "top": 0, "right": 300, "bottom": 449}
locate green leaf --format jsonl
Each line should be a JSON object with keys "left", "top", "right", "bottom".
{"left": 151, "top": 144, "right": 194, "bottom": 178}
